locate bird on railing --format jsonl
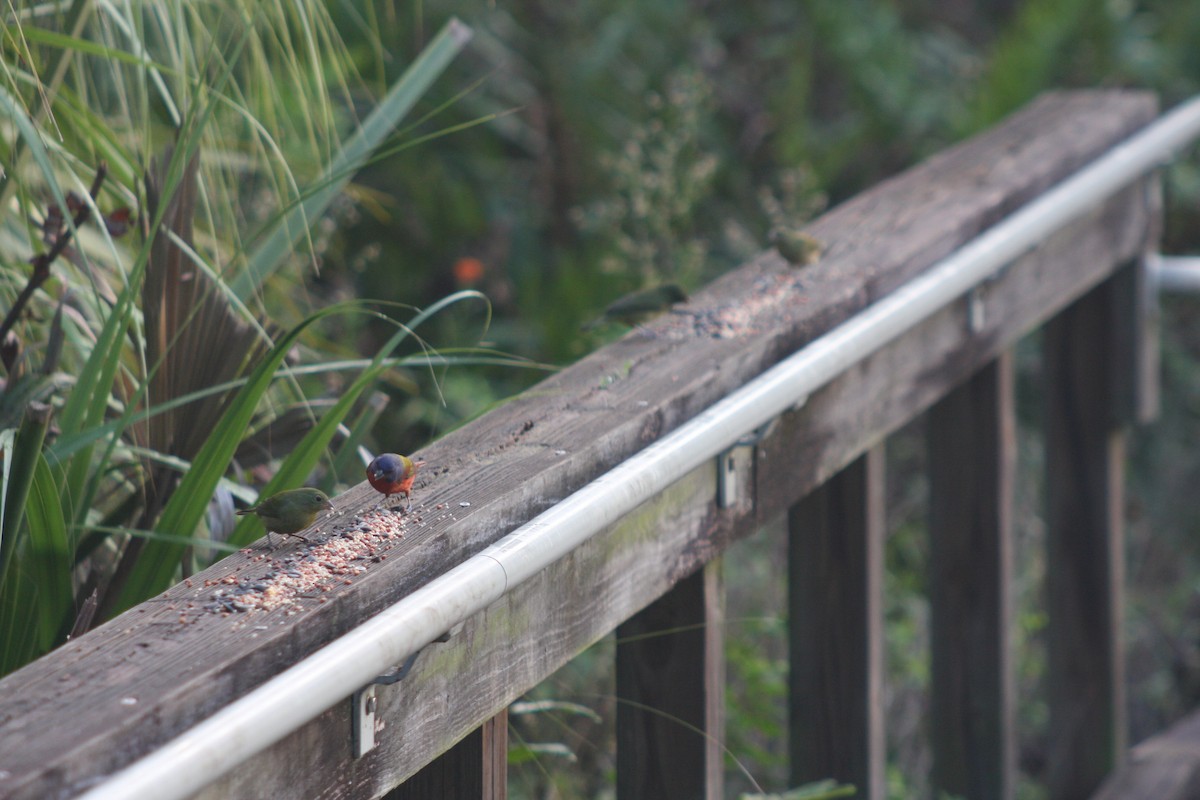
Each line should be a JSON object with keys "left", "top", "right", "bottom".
{"left": 582, "top": 283, "right": 690, "bottom": 330}
{"left": 236, "top": 488, "right": 334, "bottom": 548}
{"left": 769, "top": 227, "right": 823, "bottom": 267}
{"left": 366, "top": 453, "right": 420, "bottom": 512}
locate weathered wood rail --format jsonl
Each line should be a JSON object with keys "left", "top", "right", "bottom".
{"left": 0, "top": 90, "right": 1186, "bottom": 799}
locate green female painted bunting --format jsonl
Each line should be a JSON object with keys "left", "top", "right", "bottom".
{"left": 769, "top": 227, "right": 823, "bottom": 267}
{"left": 236, "top": 487, "right": 333, "bottom": 548}
{"left": 583, "top": 283, "right": 689, "bottom": 330}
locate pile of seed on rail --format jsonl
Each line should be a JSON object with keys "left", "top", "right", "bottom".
{"left": 199, "top": 501, "right": 464, "bottom": 616}
{"left": 660, "top": 272, "right": 809, "bottom": 341}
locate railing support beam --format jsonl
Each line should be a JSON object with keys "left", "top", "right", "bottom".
{"left": 929, "top": 354, "right": 1017, "bottom": 800}
{"left": 1044, "top": 276, "right": 1130, "bottom": 799}
{"left": 788, "top": 447, "right": 886, "bottom": 800}
{"left": 388, "top": 709, "right": 508, "bottom": 800}
{"left": 616, "top": 560, "right": 726, "bottom": 800}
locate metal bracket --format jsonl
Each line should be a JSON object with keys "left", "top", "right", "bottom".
{"left": 717, "top": 415, "right": 787, "bottom": 509}
{"left": 717, "top": 449, "right": 740, "bottom": 509}
{"left": 967, "top": 259, "right": 1021, "bottom": 334}
{"left": 968, "top": 286, "right": 987, "bottom": 333}
{"left": 352, "top": 685, "right": 379, "bottom": 758}
{"left": 351, "top": 626, "right": 459, "bottom": 758}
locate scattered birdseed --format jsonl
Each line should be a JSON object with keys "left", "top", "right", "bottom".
{"left": 202, "top": 506, "right": 415, "bottom": 616}
{"left": 645, "top": 271, "right": 809, "bottom": 340}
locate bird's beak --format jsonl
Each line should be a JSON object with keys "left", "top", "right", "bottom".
{"left": 323, "top": 500, "right": 334, "bottom": 511}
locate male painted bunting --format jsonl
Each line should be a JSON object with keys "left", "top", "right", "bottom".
{"left": 236, "top": 487, "right": 333, "bottom": 548}
{"left": 583, "top": 283, "right": 689, "bottom": 330}
{"left": 366, "top": 453, "right": 419, "bottom": 511}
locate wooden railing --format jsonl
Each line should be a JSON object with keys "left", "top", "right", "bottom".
{"left": 0, "top": 90, "right": 1175, "bottom": 800}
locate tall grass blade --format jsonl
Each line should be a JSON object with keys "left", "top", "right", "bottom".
{"left": 25, "top": 454, "right": 72, "bottom": 650}
{"left": 111, "top": 305, "right": 344, "bottom": 612}
{"left": 233, "top": 18, "right": 473, "bottom": 298}
{"left": 0, "top": 85, "right": 72, "bottom": 243}
{"left": 70, "top": 23, "right": 256, "bottom": 529}
{"left": 0, "top": 407, "right": 51, "bottom": 576}
{"left": 229, "top": 290, "right": 487, "bottom": 545}
{"left": 325, "top": 391, "right": 388, "bottom": 492}
{"left": 0, "top": 563, "right": 36, "bottom": 676}
{"left": 0, "top": 409, "right": 56, "bottom": 676}
{"left": 0, "top": 0, "right": 93, "bottom": 205}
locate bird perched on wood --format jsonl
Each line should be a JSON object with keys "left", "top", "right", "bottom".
{"left": 769, "top": 227, "right": 823, "bottom": 267}
{"left": 366, "top": 453, "right": 419, "bottom": 512}
{"left": 583, "top": 283, "right": 689, "bottom": 330}
{"left": 236, "top": 487, "right": 333, "bottom": 548}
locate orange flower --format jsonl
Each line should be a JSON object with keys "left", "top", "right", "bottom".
{"left": 453, "top": 256, "right": 485, "bottom": 286}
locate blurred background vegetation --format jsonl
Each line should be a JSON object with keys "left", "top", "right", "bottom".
{"left": 3, "top": 0, "right": 1200, "bottom": 798}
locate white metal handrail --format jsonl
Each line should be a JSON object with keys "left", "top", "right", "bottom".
{"left": 1151, "top": 253, "right": 1200, "bottom": 291}
{"left": 80, "top": 95, "right": 1200, "bottom": 800}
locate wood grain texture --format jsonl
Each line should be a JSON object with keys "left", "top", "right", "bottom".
{"left": 928, "top": 355, "right": 1017, "bottom": 800}
{"left": 0, "top": 91, "right": 1160, "bottom": 800}
{"left": 1091, "top": 708, "right": 1200, "bottom": 800}
{"left": 1044, "top": 278, "right": 1129, "bottom": 800}
{"left": 787, "top": 448, "right": 886, "bottom": 800}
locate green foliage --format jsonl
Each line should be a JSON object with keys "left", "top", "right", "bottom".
{"left": 962, "top": 0, "right": 1098, "bottom": 131}
{"left": 507, "top": 636, "right": 616, "bottom": 799}
{"left": 5, "top": 0, "right": 1200, "bottom": 793}
{"left": 353, "top": 1, "right": 1200, "bottom": 795}
{"left": 0, "top": 4, "right": 481, "bottom": 672}
{"left": 232, "top": 20, "right": 475, "bottom": 298}
{"left": 573, "top": 68, "right": 719, "bottom": 287}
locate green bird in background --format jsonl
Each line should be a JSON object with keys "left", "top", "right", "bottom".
{"left": 769, "top": 227, "right": 823, "bottom": 267}
{"left": 583, "top": 283, "right": 689, "bottom": 330}
{"left": 236, "top": 487, "right": 333, "bottom": 548}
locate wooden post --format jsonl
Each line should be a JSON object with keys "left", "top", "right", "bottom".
{"left": 1043, "top": 277, "right": 1129, "bottom": 800}
{"left": 387, "top": 710, "right": 508, "bottom": 800}
{"left": 928, "top": 354, "right": 1017, "bottom": 800}
{"left": 788, "top": 447, "right": 885, "bottom": 800}
{"left": 616, "top": 560, "right": 725, "bottom": 800}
